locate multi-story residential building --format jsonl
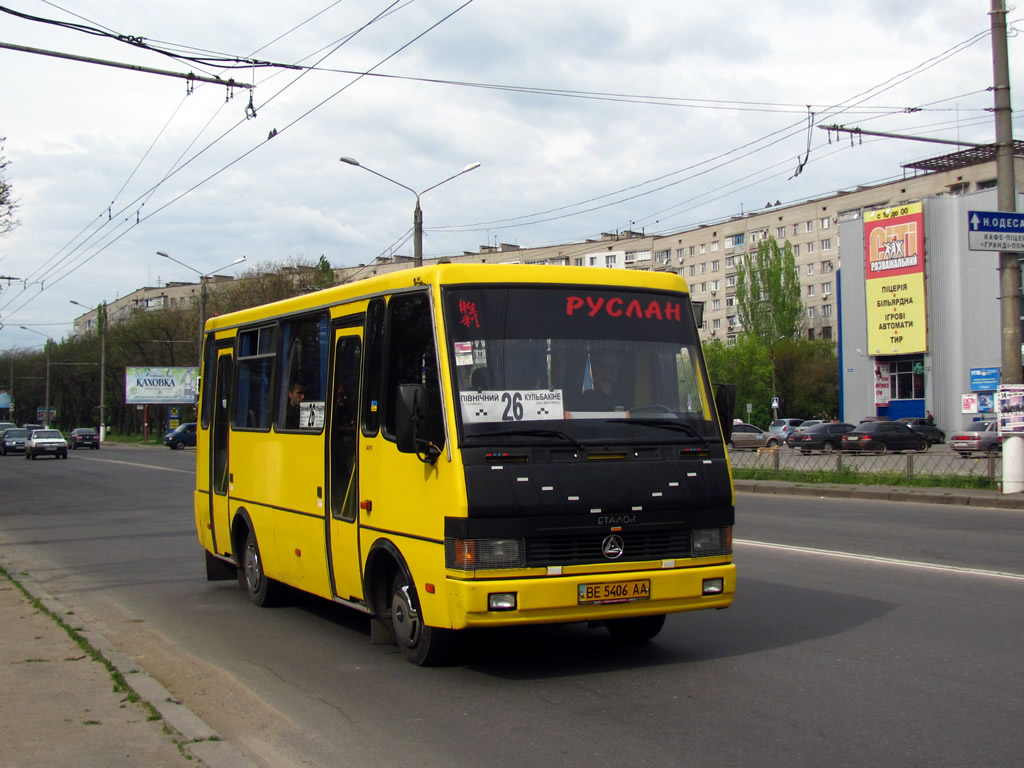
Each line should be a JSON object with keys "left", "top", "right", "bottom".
{"left": 334, "top": 148, "right": 1021, "bottom": 347}
{"left": 71, "top": 276, "right": 236, "bottom": 338}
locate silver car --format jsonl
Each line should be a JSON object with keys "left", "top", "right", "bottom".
{"left": 950, "top": 421, "right": 1002, "bottom": 456}
{"left": 728, "top": 422, "right": 782, "bottom": 451}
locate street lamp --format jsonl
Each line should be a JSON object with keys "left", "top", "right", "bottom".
{"left": 70, "top": 299, "right": 107, "bottom": 439}
{"left": 156, "top": 252, "right": 246, "bottom": 363}
{"left": 339, "top": 157, "right": 481, "bottom": 268}
{"left": 19, "top": 326, "right": 51, "bottom": 427}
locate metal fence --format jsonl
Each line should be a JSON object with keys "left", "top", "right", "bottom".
{"left": 728, "top": 445, "right": 1001, "bottom": 483}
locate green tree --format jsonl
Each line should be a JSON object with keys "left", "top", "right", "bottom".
{"left": 314, "top": 255, "right": 335, "bottom": 290}
{"left": 703, "top": 335, "right": 774, "bottom": 427}
{"left": 773, "top": 338, "right": 839, "bottom": 420}
{"left": 735, "top": 237, "right": 803, "bottom": 346}
{"left": 0, "top": 137, "right": 20, "bottom": 238}
{"left": 735, "top": 237, "right": 803, "bottom": 403}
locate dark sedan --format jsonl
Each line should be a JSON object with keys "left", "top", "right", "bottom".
{"left": 1, "top": 428, "right": 29, "bottom": 455}
{"left": 841, "top": 420, "right": 930, "bottom": 453}
{"left": 786, "top": 422, "right": 856, "bottom": 453}
{"left": 69, "top": 427, "right": 100, "bottom": 450}
{"left": 897, "top": 417, "right": 945, "bottom": 445}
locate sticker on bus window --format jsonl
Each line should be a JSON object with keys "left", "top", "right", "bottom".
{"left": 461, "top": 390, "right": 564, "bottom": 423}
{"left": 453, "top": 341, "right": 474, "bottom": 367}
{"left": 299, "top": 401, "right": 326, "bottom": 430}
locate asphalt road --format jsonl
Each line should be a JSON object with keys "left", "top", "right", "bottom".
{"left": 1, "top": 444, "right": 1023, "bottom": 768}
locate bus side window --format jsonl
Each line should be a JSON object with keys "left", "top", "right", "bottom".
{"left": 383, "top": 293, "right": 444, "bottom": 451}
{"left": 277, "top": 314, "right": 329, "bottom": 432}
{"left": 361, "top": 298, "right": 385, "bottom": 436}
{"left": 233, "top": 325, "right": 275, "bottom": 430}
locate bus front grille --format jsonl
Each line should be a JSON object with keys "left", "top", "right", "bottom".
{"left": 526, "top": 529, "right": 703, "bottom": 567}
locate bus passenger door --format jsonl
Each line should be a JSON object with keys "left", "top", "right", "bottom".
{"left": 210, "top": 350, "right": 233, "bottom": 557}
{"left": 328, "top": 329, "right": 364, "bottom": 602}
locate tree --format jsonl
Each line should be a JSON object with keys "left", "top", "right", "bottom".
{"left": 314, "top": 255, "right": 335, "bottom": 290}
{"left": 0, "top": 137, "right": 20, "bottom": 238}
{"left": 735, "top": 237, "right": 803, "bottom": 346}
{"left": 773, "top": 338, "right": 839, "bottom": 420}
{"left": 735, "top": 237, "right": 803, "bottom": 404}
{"left": 703, "top": 335, "right": 773, "bottom": 427}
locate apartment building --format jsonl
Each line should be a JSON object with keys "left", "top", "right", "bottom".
{"left": 376, "top": 147, "right": 1020, "bottom": 346}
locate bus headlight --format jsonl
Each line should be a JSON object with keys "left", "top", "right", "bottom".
{"left": 446, "top": 538, "right": 526, "bottom": 570}
{"left": 692, "top": 527, "right": 732, "bottom": 556}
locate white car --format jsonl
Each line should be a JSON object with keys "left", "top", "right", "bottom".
{"left": 25, "top": 429, "right": 69, "bottom": 460}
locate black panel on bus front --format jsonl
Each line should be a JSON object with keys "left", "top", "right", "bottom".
{"left": 458, "top": 445, "right": 733, "bottom": 525}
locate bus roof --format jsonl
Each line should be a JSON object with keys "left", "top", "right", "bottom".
{"left": 205, "top": 263, "right": 693, "bottom": 332}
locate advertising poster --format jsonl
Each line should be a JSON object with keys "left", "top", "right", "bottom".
{"left": 125, "top": 367, "right": 199, "bottom": 404}
{"left": 864, "top": 202, "right": 927, "bottom": 354}
{"left": 996, "top": 384, "right": 1024, "bottom": 434}
{"left": 874, "top": 361, "right": 890, "bottom": 406}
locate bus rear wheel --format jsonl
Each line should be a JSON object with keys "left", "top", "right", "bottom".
{"left": 243, "top": 528, "right": 284, "bottom": 607}
{"left": 606, "top": 614, "right": 666, "bottom": 644}
{"left": 390, "top": 573, "right": 452, "bottom": 666}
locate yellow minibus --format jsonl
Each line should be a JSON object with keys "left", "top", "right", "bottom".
{"left": 196, "top": 263, "right": 736, "bottom": 664}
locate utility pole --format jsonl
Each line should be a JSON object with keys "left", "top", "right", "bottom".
{"left": 990, "top": 0, "right": 1023, "bottom": 492}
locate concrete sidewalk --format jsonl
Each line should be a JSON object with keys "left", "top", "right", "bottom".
{"left": 0, "top": 566, "right": 256, "bottom": 768}
{"left": 1, "top": 481, "right": 1019, "bottom": 768}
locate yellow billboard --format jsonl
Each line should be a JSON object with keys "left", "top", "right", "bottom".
{"left": 864, "top": 202, "right": 927, "bottom": 354}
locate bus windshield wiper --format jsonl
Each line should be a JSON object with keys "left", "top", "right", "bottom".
{"left": 618, "top": 418, "right": 707, "bottom": 442}
{"left": 494, "top": 428, "right": 587, "bottom": 451}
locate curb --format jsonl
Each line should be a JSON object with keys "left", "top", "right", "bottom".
{"left": 2, "top": 559, "right": 256, "bottom": 768}
{"left": 733, "top": 480, "right": 1024, "bottom": 510}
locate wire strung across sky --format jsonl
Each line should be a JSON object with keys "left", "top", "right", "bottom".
{"left": 0, "top": 5, "right": 1009, "bottom": 327}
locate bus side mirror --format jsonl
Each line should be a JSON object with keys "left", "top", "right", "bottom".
{"left": 715, "top": 383, "right": 736, "bottom": 443}
{"left": 396, "top": 383, "right": 440, "bottom": 464}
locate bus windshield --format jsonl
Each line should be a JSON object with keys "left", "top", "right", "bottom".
{"left": 442, "top": 284, "right": 718, "bottom": 444}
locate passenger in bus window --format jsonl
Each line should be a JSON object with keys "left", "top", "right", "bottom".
{"left": 579, "top": 351, "right": 625, "bottom": 410}
{"left": 286, "top": 381, "right": 306, "bottom": 428}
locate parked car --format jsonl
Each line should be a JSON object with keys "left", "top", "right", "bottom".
{"left": 1, "top": 428, "right": 30, "bottom": 455}
{"left": 768, "top": 418, "right": 804, "bottom": 440}
{"left": 69, "top": 427, "right": 100, "bottom": 450}
{"left": 841, "top": 420, "right": 930, "bottom": 453}
{"left": 727, "top": 422, "right": 782, "bottom": 451}
{"left": 164, "top": 422, "right": 197, "bottom": 450}
{"left": 786, "top": 422, "right": 856, "bottom": 453}
{"left": 949, "top": 420, "right": 1002, "bottom": 456}
{"left": 25, "top": 429, "right": 69, "bottom": 460}
{"left": 898, "top": 417, "right": 945, "bottom": 445}
{"left": 793, "top": 419, "right": 824, "bottom": 431}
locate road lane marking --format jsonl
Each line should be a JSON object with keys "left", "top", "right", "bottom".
{"left": 77, "top": 456, "right": 193, "bottom": 474}
{"left": 736, "top": 539, "right": 1024, "bottom": 581}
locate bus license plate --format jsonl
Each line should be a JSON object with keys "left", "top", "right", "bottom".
{"left": 578, "top": 579, "right": 651, "bottom": 605}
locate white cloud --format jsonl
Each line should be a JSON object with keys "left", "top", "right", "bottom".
{"left": 0, "top": 0, "right": 1016, "bottom": 350}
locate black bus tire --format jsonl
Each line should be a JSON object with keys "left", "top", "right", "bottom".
{"left": 390, "top": 573, "right": 452, "bottom": 666}
{"left": 243, "top": 528, "right": 284, "bottom": 607}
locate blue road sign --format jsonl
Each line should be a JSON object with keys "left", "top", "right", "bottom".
{"left": 968, "top": 210, "right": 1024, "bottom": 251}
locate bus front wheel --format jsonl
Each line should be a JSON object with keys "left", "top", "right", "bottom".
{"left": 244, "top": 528, "right": 284, "bottom": 607}
{"left": 390, "top": 573, "right": 452, "bottom": 666}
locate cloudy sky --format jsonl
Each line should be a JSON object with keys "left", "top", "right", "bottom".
{"left": 0, "top": 0, "right": 1018, "bottom": 351}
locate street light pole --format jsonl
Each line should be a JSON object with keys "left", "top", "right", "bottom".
{"left": 339, "top": 157, "right": 481, "bottom": 268}
{"left": 156, "top": 252, "right": 246, "bottom": 363}
{"left": 71, "top": 299, "right": 107, "bottom": 439}
{"left": 19, "top": 326, "right": 51, "bottom": 426}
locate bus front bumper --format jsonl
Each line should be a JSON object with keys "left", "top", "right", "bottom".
{"left": 444, "top": 562, "right": 735, "bottom": 630}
